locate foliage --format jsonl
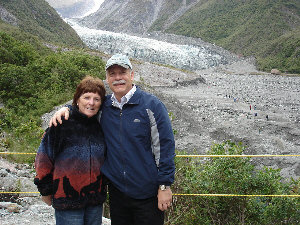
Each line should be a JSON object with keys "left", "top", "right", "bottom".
{"left": 0, "top": 32, "right": 38, "bottom": 66}
{"left": 0, "top": 0, "right": 84, "bottom": 48}
{"left": 151, "top": 0, "right": 300, "bottom": 74}
{"left": 0, "top": 20, "right": 53, "bottom": 56}
{"left": 168, "top": 112, "right": 178, "bottom": 135}
{"left": 0, "top": 31, "right": 106, "bottom": 162}
{"left": 256, "top": 30, "right": 300, "bottom": 73}
{"left": 166, "top": 141, "right": 300, "bottom": 224}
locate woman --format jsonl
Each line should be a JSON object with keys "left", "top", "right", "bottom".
{"left": 34, "top": 76, "right": 106, "bottom": 225}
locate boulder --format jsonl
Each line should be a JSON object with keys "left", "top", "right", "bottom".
{"left": 271, "top": 69, "right": 281, "bottom": 75}
{"left": 0, "top": 202, "right": 22, "bottom": 213}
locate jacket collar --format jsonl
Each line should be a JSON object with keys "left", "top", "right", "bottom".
{"left": 72, "top": 105, "right": 98, "bottom": 121}
{"left": 105, "top": 86, "right": 141, "bottom": 107}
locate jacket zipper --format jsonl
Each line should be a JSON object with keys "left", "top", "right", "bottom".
{"left": 89, "top": 138, "right": 92, "bottom": 184}
{"left": 119, "top": 108, "right": 127, "bottom": 192}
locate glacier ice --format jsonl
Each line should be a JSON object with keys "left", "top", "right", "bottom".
{"left": 66, "top": 19, "right": 230, "bottom": 71}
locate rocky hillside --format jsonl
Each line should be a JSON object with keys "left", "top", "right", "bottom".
{"left": 0, "top": 0, "right": 84, "bottom": 47}
{"left": 79, "top": 0, "right": 198, "bottom": 35}
{"left": 79, "top": 0, "right": 300, "bottom": 73}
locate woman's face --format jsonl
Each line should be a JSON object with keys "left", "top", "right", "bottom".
{"left": 77, "top": 92, "right": 101, "bottom": 117}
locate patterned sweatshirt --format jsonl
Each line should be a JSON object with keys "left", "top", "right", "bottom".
{"left": 34, "top": 106, "right": 106, "bottom": 210}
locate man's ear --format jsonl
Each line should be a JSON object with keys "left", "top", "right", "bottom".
{"left": 130, "top": 70, "right": 134, "bottom": 81}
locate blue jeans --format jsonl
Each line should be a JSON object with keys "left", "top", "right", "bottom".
{"left": 55, "top": 205, "right": 103, "bottom": 225}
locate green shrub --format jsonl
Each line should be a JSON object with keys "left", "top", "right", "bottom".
{"left": 0, "top": 32, "right": 106, "bottom": 161}
{"left": 0, "top": 32, "right": 38, "bottom": 66}
{"left": 166, "top": 141, "right": 300, "bottom": 224}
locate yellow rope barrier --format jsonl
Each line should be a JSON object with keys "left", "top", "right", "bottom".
{"left": 0, "top": 152, "right": 36, "bottom": 155}
{"left": 176, "top": 154, "right": 300, "bottom": 157}
{"left": 1, "top": 152, "right": 300, "bottom": 157}
{"left": 173, "top": 193, "right": 300, "bottom": 197}
{"left": 1, "top": 192, "right": 299, "bottom": 197}
{"left": 176, "top": 155, "right": 300, "bottom": 158}
{"left": 0, "top": 192, "right": 40, "bottom": 194}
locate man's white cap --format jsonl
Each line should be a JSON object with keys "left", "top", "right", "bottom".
{"left": 105, "top": 54, "right": 132, "bottom": 70}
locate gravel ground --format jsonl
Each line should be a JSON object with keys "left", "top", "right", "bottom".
{"left": 134, "top": 58, "right": 300, "bottom": 179}
{"left": 1, "top": 56, "right": 299, "bottom": 224}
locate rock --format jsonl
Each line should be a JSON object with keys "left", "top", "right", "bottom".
{"left": 41, "top": 100, "right": 73, "bottom": 130}
{"left": 29, "top": 204, "right": 54, "bottom": 215}
{"left": 0, "top": 202, "right": 22, "bottom": 213}
{"left": 18, "top": 197, "right": 35, "bottom": 208}
{"left": 17, "top": 170, "right": 32, "bottom": 178}
{"left": 271, "top": 69, "right": 281, "bottom": 75}
{"left": 0, "top": 202, "right": 12, "bottom": 208}
{"left": 1, "top": 176, "right": 19, "bottom": 191}
{"left": 7, "top": 203, "right": 21, "bottom": 213}
{"left": 0, "top": 168, "right": 9, "bottom": 177}
{"left": 0, "top": 6, "right": 18, "bottom": 26}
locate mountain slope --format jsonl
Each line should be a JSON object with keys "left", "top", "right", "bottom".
{"left": 79, "top": 0, "right": 198, "bottom": 34}
{"left": 79, "top": 0, "right": 300, "bottom": 73}
{"left": 163, "top": 0, "right": 300, "bottom": 73}
{"left": 0, "top": 0, "right": 84, "bottom": 47}
{"left": 79, "top": 0, "right": 162, "bottom": 34}
{"left": 164, "top": 0, "right": 300, "bottom": 69}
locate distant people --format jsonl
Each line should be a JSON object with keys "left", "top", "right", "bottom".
{"left": 49, "top": 54, "right": 176, "bottom": 225}
{"left": 250, "top": 105, "right": 252, "bottom": 110}
{"left": 266, "top": 115, "right": 269, "bottom": 121}
{"left": 254, "top": 105, "right": 257, "bottom": 110}
{"left": 35, "top": 76, "right": 107, "bottom": 225}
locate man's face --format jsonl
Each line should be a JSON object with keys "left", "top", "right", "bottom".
{"left": 106, "top": 64, "right": 134, "bottom": 101}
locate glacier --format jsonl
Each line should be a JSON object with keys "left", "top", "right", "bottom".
{"left": 66, "top": 19, "right": 234, "bottom": 71}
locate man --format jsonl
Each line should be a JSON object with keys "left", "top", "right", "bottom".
{"left": 50, "top": 54, "right": 175, "bottom": 225}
